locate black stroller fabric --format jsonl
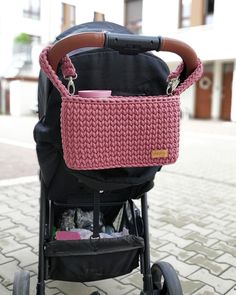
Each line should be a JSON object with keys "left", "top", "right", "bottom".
{"left": 45, "top": 235, "right": 144, "bottom": 282}
{"left": 34, "top": 21, "right": 170, "bottom": 200}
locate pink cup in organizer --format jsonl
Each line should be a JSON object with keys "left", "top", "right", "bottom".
{"left": 78, "top": 90, "right": 112, "bottom": 98}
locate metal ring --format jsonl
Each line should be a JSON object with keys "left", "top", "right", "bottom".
{"left": 67, "top": 76, "right": 76, "bottom": 95}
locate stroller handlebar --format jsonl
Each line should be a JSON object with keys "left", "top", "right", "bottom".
{"left": 48, "top": 32, "right": 198, "bottom": 76}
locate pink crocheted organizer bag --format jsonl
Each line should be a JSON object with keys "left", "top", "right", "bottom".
{"left": 39, "top": 32, "right": 203, "bottom": 170}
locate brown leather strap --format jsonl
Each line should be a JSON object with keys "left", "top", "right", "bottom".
{"left": 160, "top": 37, "right": 198, "bottom": 76}
{"left": 48, "top": 32, "right": 106, "bottom": 72}
{"left": 47, "top": 32, "right": 198, "bottom": 76}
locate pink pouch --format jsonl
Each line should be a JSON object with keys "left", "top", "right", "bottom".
{"left": 39, "top": 36, "right": 203, "bottom": 171}
{"left": 60, "top": 94, "right": 181, "bottom": 169}
{"left": 56, "top": 231, "right": 81, "bottom": 240}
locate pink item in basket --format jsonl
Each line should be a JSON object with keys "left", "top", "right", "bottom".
{"left": 56, "top": 231, "right": 81, "bottom": 240}
{"left": 78, "top": 90, "right": 112, "bottom": 98}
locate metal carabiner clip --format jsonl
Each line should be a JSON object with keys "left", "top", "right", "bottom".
{"left": 64, "top": 74, "right": 77, "bottom": 95}
{"left": 67, "top": 76, "right": 76, "bottom": 95}
{"left": 166, "top": 77, "right": 180, "bottom": 95}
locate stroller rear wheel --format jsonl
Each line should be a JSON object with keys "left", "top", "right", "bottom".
{"left": 13, "top": 270, "right": 30, "bottom": 295}
{"left": 151, "top": 261, "right": 183, "bottom": 295}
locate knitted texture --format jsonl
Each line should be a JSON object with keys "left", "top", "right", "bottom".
{"left": 39, "top": 46, "right": 203, "bottom": 170}
{"left": 61, "top": 95, "right": 180, "bottom": 170}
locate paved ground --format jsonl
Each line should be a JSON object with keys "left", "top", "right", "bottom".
{"left": 0, "top": 115, "right": 236, "bottom": 294}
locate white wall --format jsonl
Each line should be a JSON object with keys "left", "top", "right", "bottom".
{"left": 76, "top": 0, "right": 124, "bottom": 29}
{"left": 9, "top": 81, "right": 38, "bottom": 116}
{"left": 142, "top": 0, "right": 179, "bottom": 35}
{"left": 39, "top": 0, "right": 124, "bottom": 45}
{"left": 0, "top": 1, "right": 20, "bottom": 76}
{"left": 180, "top": 85, "right": 196, "bottom": 118}
{"left": 142, "top": 0, "right": 236, "bottom": 62}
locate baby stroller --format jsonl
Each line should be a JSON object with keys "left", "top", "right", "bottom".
{"left": 13, "top": 22, "right": 202, "bottom": 295}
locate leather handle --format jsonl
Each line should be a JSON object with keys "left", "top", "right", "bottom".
{"left": 48, "top": 32, "right": 105, "bottom": 72}
{"left": 160, "top": 37, "right": 198, "bottom": 76}
{"left": 48, "top": 32, "right": 198, "bottom": 76}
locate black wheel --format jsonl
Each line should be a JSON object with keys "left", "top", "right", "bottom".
{"left": 13, "top": 270, "right": 30, "bottom": 295}
{"left": 151, "top": 261, "right": 183, "bottom": 295}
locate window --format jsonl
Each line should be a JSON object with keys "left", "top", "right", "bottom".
{"left": 23, "top": 0, "right": 41, "bottom": 20}
{"left": 179, "top": 0, "right": 214, "bottom": 28}
{"left": 94, "top": 11, "right": 105, "bottom": 21}
{"left": 124, "top": 0, "right": 142, "bottom": 34}
{"left": 205, "top": 0, "right": 214, "bottom": 24}
{"left": 62, "top": 3, "right": 76, "bottom": 32}
{"left": 179, "top": 0, "right": 191, "bottom": 28}
{"left": 13, "top": 34, "right": 41, "bottom": 63}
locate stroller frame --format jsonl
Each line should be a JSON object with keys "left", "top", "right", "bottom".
{"left": 13, "top": 22, "right": 202, "bottom": 295}
{"left": 36, "top": 179, "right": 157, "bottom": 295}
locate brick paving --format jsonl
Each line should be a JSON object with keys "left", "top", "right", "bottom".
{"left": 0, "top": 118, "right": 236, "bottom": 294}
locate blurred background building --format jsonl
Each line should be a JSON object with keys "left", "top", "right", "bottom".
{"left": 0, "top": 0, "right": 235, "bottom": 121}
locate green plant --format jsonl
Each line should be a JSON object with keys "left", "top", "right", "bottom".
{"left": 14, "top": 33, "right": 31, "bottom": 44}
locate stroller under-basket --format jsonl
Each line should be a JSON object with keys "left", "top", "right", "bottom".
{"left": 12, "top": 22, "right": 202, "bottom": 295}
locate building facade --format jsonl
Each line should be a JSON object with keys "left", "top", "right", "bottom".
{"left": 0, "top": 0, "right": 124, "bottom": 115}
{"left": 0, "top": 0, "right": 235, "bottom": 121}
{"left": 141, "top": 0, "right": 236, "bottom": 121}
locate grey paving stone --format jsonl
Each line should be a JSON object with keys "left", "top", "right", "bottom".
{"left": 4, "top": 226, "right": 37, "bottom": 242}
{"left": 5, "top": 247, "right": 38, "bottom": 268}
{"left": 149, "top": 228, "right": 169, "bottom": 239}
{"left": 119, "top": 270, "right": 143, "bottom": 290}
{"left": 0, "top": 284, "right": 11, "bottom": 295}
{"left": 0, "top": 231, "right": 10, "bottom": 239}
{"left": 25, "top": 263, "right": 38, "bottom": 275}
{"left": 180, "top": 277, "right": 204, "bottom": 295}
{"left": 12, "top": 216, "right": 38, "bottom": 231}
{"left": 123, "top": 288, "right": 141, "bottom": 295}
{"left": 0, "top": 204, "right": 16, "bottom": 215}
{"left": 161, "top": 233, "right": 194, "bottom": 248}
{"left": 208, "top": 231, "right": 236, "bottom": 245}
{"left": 183, "top": 224, "right": 213, "bottom": 236}
{"left": 220, "top": 266, "right": 236, "bottom": 281}
{"left": 149, "top": 236, "right": 168, "bottom": 249}
{"left": 212, "top": 241, "right": 236, "bottom": 258}
{"left": 19, "top": 236, "right": 39, "bottom": 254}
{"left": 2, "top": 210, "right": 31, "bottom": 222}
{"left": 161, "top": 255, "right": 200, "bottom": 277}
{"left": 0, "top": 236, "right": 27, "bottom": 254}
{"left": 192, "top": 285, "right": 221, "bottom": 295}
{"left": 160, "top": 224, "right": 192, "bottom": 237}
{"left": 158, "top": 213, "right": 190, "bottom": 227}
{"left": 157, "top": 242, "right": 196, "bottom": 261}
{"left": 184, "top": 232, "right": 218, "bottom": 247}
{"left": 187, "top": 254, "right": 229, "bottom": 275}
{"left": 47, "top": 280, "right": 106, "bottom": 295}
{"left": 86, "top": 278, "right": 135, "bottom": 295}
{"left": 185, "top": 242, "right": 223, "bottom": 260}
{"left": 0, "top": 218, "right": 17, "bottom": 231}
{"left": 188, "top": 269, "right": 235, "bottom": 294}
{"left": 202, "top": 215, "right": 232, "bottom": 229}
{"left": 225, "top": 286, "right": 236, "bottom": 294}
{"left": 216, "top": 253, "right": 236, "bottom": 267}
{"left": 0, "top": 253, "right": 14, "bottom": 265}
{"left": 150, "top": 248, "right": 169, "bottom": 262}
{"left": 0, "top": 260, "right": 21, "bottom": 286}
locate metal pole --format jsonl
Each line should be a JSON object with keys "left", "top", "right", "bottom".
{"left": 141, "top": 193, "right": 153, "bottom": 294}
{"left": 37, "top": 179, "right": 46, "bottom": 295}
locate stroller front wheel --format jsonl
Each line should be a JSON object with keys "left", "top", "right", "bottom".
{"left": 13, "top": 270, "right": 30, "bottom": 295}
{"left": 151, "top": 261, "right": 183, "bottom": 295}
